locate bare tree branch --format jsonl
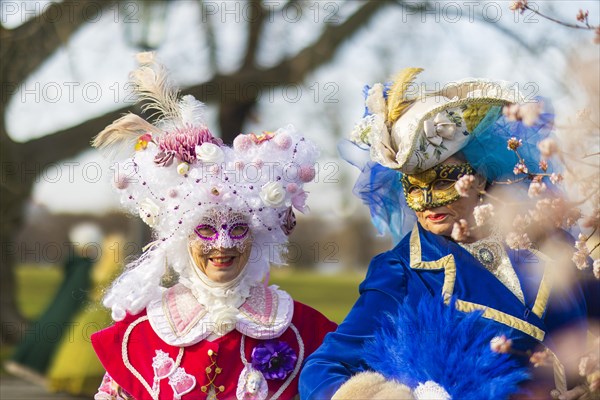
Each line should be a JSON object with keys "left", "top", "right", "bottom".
{"left": 198, "top": 0, "right": 218, "bottom": 72}
{"left": 1, "top": 0, "right": 117, "bottom": 91}
{"left": 242, "top": 0, "right": 267, "bottom": 68}
{"left": 16, "top": 0, "right": 392, "bottom": 145}
{"left": 263, "top": 0, "right": 391, "bottom": 84}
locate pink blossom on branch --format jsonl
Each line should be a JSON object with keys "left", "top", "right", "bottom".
{"left": 537, "top": 138, "right": 558, "bottom": 158}
{"left": 473, "top": 204, "right": 495, "bottom": 227}
{"left": 576, "top": 9, "right": 589, "bottom": 23}
{"left": 565, "top": 207, "right": 582, "bottom": 228}
{"left": 506, "top": 232, "right": 532, "bottom": 250}
{"left": 507, "top": 137, "right": 522, "bottom": 151}
{"left": 529, "top": 197, "right": 580, "bottom": 229}
{"left": 549, "top": 173, "right": 563, "bottom": 185}
{"left": 572, "top": 234, "right": 590, "bottom": 270}
{"left": 582, "top": 208, "right": 600, "bottom": 230}
{"left": 502, "top": 104, "right": 520, "bottom": 121}
{"left": 455, "top": 175, "right": 475, "bottom": 197}
{"left": 529, "top": 198, "right": 552, "bottom": 223}
{"left": 573, "top": 251, "right": 590, "bottom": 270}
{"left": 528, "top": 181, "right": 547, "bottom": 198}
{"left": 509, "top": 0, "right": 528, "bottom": 13}
{"left": 503, "top": 102, "right": 542, "bottom": 126}
{"left": 530, "top": 349, "right": 552, "bottom": 368}
{"left": 451, "top": 219, "right": 470, "bottom": 242}
{"left": 519, "top": 102, "right": 543, "bottom": 126}
{"left": 490, "top": 335, "right": 512, "bottom": 353}
{"left": 513, "top": 162, "right": 528, "bottom": 175}
{"left": 513, "top": 214, "right": 532, "bottom": 231}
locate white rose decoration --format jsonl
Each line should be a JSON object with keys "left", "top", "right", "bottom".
{"left": 139, "top": 197, "right": 161, "bottom": 227}
{"left": 196, "top": 143, "right": 224, "bottom": 164}
{"left": 260, "top": 181, "right": 286, "bottom": 207}
{"left": 423, "top": 112, "right": 457, "bottom": 146}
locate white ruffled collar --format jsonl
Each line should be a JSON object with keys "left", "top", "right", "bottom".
{"left": 146, "top": 281, "right": 294, "bottom": 346}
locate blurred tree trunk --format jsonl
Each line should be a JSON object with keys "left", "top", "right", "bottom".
{"left": 0, "top": 0, "right": 115, "bottom": 344}
{"left": 0, "top": 0, "right": 390, "bottom": 343}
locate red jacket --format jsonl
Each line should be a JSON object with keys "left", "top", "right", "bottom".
{"left": 92, "top": 300, "right": 336, "bottom": 399}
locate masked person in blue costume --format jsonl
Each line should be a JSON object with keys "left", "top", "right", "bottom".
{"left": 299, "top": 69, "right": 599, "bottom": 400}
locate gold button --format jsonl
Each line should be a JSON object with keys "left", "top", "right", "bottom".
{"left": 215, "top": 367, "right": 222, "bottom": 374}
{"left": 201, "top": 386, "right": 207, "bottom": 393}
{"left": 205, "top": 367, "right": 212, "bottom": 374}
{"left": 218, "top": 385, "right": 225, "bottom": 392}
{"left": 207, "top": 349, "right": 214, "bottom": 356}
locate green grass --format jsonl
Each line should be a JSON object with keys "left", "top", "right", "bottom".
{"left": 1, "top": 265, "right": 63, "bottom": 374}
{"left": 269, "top": 269, "right": 363, "bottom": 323}
{"left": 15, "top": 265, "right": 63, "bottom": 319}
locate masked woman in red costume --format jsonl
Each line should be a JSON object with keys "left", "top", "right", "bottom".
{"left": 91, "top": 53, "right": 336, "bottom": 400}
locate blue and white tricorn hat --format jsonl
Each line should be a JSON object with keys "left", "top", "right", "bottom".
{"left": 350, "top": 68, "right": 524, "bottom": 174}
{"left": 344, "top": 68, "right": 557, "bottom": 243}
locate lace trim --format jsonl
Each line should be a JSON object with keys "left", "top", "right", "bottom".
{"left": 161, "top": 285, "right": 208, "bottom": 337}
{"left": 237, "top": 285, "right": 294, "bottom": 339}
{"left": 168, "top": 367, "right": 197, "bottom": 400}
{"left": 459, "top": 228, "right": 525, "bottom": 303}
{"left": 147, "top": 284, "right": 294, "bottom": 346}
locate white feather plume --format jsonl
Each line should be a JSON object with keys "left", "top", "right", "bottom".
{"left": 179, "top": 95, "right": 206, "bottom": 127}
{"left": 129, "top": 62, "right": 181, "bottom": 123}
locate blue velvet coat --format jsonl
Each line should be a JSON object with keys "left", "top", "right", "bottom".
{"left": 299, "top": 224, "right": 598, "bottom": 399}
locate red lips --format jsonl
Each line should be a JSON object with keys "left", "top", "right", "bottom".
{"left": 426, "top": 213, "right": 448, "bottom": 222}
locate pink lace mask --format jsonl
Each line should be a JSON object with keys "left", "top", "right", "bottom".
{"left": 193, "top": 209, "right": 251, "bottom": 254}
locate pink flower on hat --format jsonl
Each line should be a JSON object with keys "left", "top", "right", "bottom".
{"left": 157, "top": 125, "right": 222, "bottom": 164}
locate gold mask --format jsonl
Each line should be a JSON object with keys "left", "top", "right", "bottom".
{"left": 401, "top": 163, "right": 474, "bottom": 212}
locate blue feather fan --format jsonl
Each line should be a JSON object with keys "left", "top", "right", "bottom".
{"left": 364, "top": 296, "right": 530, "bottom": 399}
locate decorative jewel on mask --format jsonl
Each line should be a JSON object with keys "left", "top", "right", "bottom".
{"left": 401, "top": 163, "right": 475, "bottom": 212}
{"left": 193, "top": 208, "right": 251, "bottom": 254}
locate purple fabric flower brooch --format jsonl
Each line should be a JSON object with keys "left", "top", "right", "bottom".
{"left": 251, "top": 340, "right": 297, "bottom": 380}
